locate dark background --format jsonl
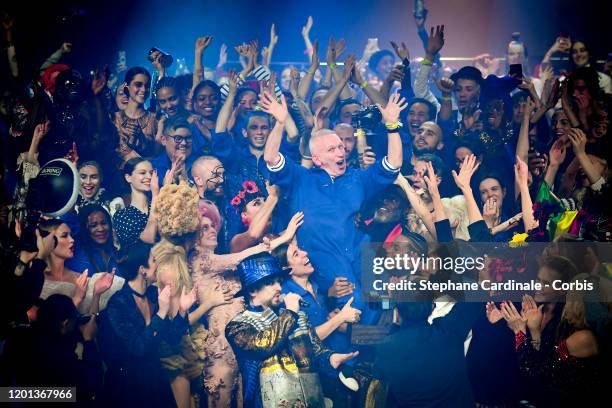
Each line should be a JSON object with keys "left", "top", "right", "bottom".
{"left": 1, "top": 0, "right": 610, "bottom": 79}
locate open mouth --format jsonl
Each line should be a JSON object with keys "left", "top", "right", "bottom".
{"left": 82, "top": 185, "right": 95, "bottom": 194}
{"left": 416, "top": 139, "right": 427, "bottom": 147}
{"left": 336, "top": 159, "right": 346, "bottom": 169}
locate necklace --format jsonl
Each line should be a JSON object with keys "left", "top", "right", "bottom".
{"left": 127, "top": 283, "right": 147, "bottom": 299}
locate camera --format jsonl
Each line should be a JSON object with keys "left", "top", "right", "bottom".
{"left": 147, "top": 47, "right": 173, "bottom": 68}
{"left": 351, "top": 105, "right": 382, "bottom": 131}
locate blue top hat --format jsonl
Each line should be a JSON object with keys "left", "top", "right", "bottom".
{"left": 237, "top": 253, "right": 285, "bottom": 294}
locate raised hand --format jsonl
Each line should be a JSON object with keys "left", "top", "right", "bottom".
{"left": 342, "top": 55, "right": 356, "bottom": 81}
{"left": 91, "top": 69, "right": 108, "bottom": 95}
{"left": 310, "top": 40, "right": 320, "bottom": 71}
{"left": 390, "top": 41, "right": 410, "bottom": 61}
{"left": 359, "top": 146, "right": 376, "bottom": 169}
{"left": 452, "top": 154, "right": 480, "bottom": 192}
{"left": 486, "top": 301, "right": 503, "bottom": 324}
{"left": 435, "top": 77, "right": 454, "bottom": 95}
{"left": 426, "top": 25, "right": 445, "bottom": 57}
{"left": 33, "top": 120, "right": 51, "bottom": 140}
{"left": 179, "top": 286, "right": 197, "bottom": 315}
{"left": 567, "top": 128, "right": 587, "bottom": 155}
{"left": 94, "top": 269, "right": 116, "bottom": 295}
{"left": 269, "top": 24, "right": 278, "bottom": 48}
{"left": 289, "top": 67, "right": 300, "bottom": 97}
{"left": 199, "top": 283, "right": 233, "bottom": 307}
{"left": 376, "top": 92, "right": 408, "bottom": 124}
{"left": 514, "top": 155, "right": 529, "bottom": 187}
{"left": 258, "top": 91, "right": 288, "bottom": 123}
{"left": 73, "top": 270, "right": 89, "bottom": 306}
{"left": 195, "top": 36, "right": 213, "bottom": 54}
{"left": 423, "top": 161, "right": 441, "bottom": 199}
{"left": 227, "top": 70, "right": 239, "bottom": 94}
{"left": 500, "top": 301, "right": 527, "bottom": 335}
{"left": 35, "top": 228, "right": 56, "bottom": 260}
{"left": 462, "top": 106, "right": 481, "bottom": 130}
{"left": 150, "top": 170, "right": 160, "bottom": 197}
{"left": 328, "top": 277, "right": 355, "bottom": 298}
{"left": 265, "top": 180, "right": 280, "bottom": 199}
{"left": 549, "top": 139, "right": 567, "bottom": 167}
{"left": 302, "top": 16, "right": 313, "bottom": 38}
{"left": 284, "top": 211, "right": 304, "bottom": 240}
{"left": 385, "top": 64, "right": 405, "bottom": 85}
{"left": 483, "top": 198, "right": 500, "bottom": 228}
{"left": 330, "top": 351, "right": 359, "bottom": 369}
{"left": 217, "top": 43, "right": 227, "bottom": 68}
{"left": 61, "top": 42, "right": 72, "bottom": 54}
{"left": 235, "top": 43, "right": 250, "bottom": 57}
{"left": 157, "top": 285, "right": 172, "bottom": 318}
{"left": 521, "top": 294, "right": 543, "bottom": 334}
{"left": 338, "top": 297, "right": 362, "bottom": 323}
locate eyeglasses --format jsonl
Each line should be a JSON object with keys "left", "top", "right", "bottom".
{"left": 170, "top": 135, "right": 193, "bottom": 145}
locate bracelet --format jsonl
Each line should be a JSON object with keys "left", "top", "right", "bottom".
{"left": 384, "top": 121, "right": 402, "bottom": 130}
{"left": 354, "top": 128, "right": 366, "bottom": 137}
{"left": 329, "top": 62, "right": 336, "bottom": 69}
{"left": 421, "top": 58, "right": 434, "bottom": 66}
{"left": 301, "top": 154, "right": 312, "bottom": 160}
{"left": 360, "top": 80, "right": 368, "bottom": 89}
{"left": 441, "top": 96, "right": 452, "bottom": 101}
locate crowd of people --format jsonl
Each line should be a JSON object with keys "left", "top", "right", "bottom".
{"left": 0, "top": 7, "right": 611, "bottom": 408}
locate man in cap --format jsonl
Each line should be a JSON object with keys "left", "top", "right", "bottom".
{"left": 226, "top": 254, "right": 358, "bottom": 408}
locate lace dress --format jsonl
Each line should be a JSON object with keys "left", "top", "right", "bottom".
{"left": 190, "top": 247, "right": 245, "bottom": 407}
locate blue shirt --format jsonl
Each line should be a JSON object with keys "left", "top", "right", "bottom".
{"left": 269, "top": 154, "right": 399, "bottom": 311}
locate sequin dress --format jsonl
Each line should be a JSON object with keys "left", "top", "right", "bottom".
{"left": 190, "top": 247, "right": 245, "bottom": 407}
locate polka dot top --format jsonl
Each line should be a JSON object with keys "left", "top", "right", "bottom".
{"left": 113, "top": 204, "right": 150, "bottom": 250}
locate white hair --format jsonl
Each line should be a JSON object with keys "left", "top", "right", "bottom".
{"left": 441, "top": 195, "right": 470, "bottom": 241}
{"left": 309, "top": 128, "right": 338, "bottom": 156}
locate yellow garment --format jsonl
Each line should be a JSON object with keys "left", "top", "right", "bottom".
{"left": 509, "top": 233, "right": 529, "bottom": 248}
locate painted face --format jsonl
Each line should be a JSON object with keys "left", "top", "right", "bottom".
{"left": 479, "top": 178, "right": 505, "bottom": 208}
{"left": 52, "top": 223, "right": 75, "bottom": 259}
{"left": 163, "top": 127, "right": 193, "bottom": 161}
{"left": 413, "top": 122, "right": 443, "bottom": 153}
{"left": 454, "top": 79, "right": 480, "bottom": 110}
{"left": 127, "top": 74, "right": 150, "bottom": 105}
{"left": 252, "top": 278, "right": 282, "bottom": 308}
{"left": 571, "top": 41, "right": 589, "bottom": 67}
{"left": 242, "top": 116, "right": 271, "bottom": 150}
{"left": 79, "top": 165, "right": 101, "bottom": 199}
{"left": 198, "top": 216, "right": 218, "bottom": 248}
{"left": 376, "top": 55, "right": 394, "bottom": 78}
{"left": 125, "top": 161, "right": 153, "bottom": 193}
{"left": 534, "top": 266, "right": 564, "bottom": 302}
{"left": 485, "top": 99, "right": 504, "bottom": 129}
{"left": 312, "top": 133, "right": 346, "bottom": 177}
{"left": 407, "top": 103, "right": 431, "bottom": 137}
{"left": 455, "top": 147, "right": 474, "bottom": 170}
{"left": 339, "top": 103, "right": 360, "bottom": 125}
{"left": 87, "top": 211, "right": 111, "bottom": 245}
{"left": 156, "top": 86, "right": 180, "bottom": 116}
{"left": 194, "top": 86, "right": 220, "bottom": 119}
{"left": 199, "top": 161, "right": 225, "bottom": 196}
{"left": 310, "top": 89, "right": 328, "bottom": 114}
{"left": 287, "top": 242, "right": 314, "bottom": 276}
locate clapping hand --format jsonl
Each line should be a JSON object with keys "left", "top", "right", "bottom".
{"left": 179, "top": 286, "right": 197, "bottom": 315}
{"left": 93, "top": 268, "right": 115, "bottom": 296}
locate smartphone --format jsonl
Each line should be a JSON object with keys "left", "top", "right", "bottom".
{"left": 509, "top": 63, "right": 523, "bottom": 79}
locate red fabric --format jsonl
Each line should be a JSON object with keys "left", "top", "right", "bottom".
{"left": 383, "top": 224, "right": 403, "bottom": 249}
{"left": 555, "top": 339, "right": 570, "bottom": 360}
{"left": 40, "top": 64, "right": 70, "bottom": 94}
{"left": 515, "top": 331, "right": 527, "bottom": 351}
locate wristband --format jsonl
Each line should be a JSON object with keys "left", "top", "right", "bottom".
{"left": 360, "top": 80, "right": 368, "bottom": 89}
{"left": 421, "top": 58, "right": 434, "bottom": 66}
{"left": 329, "top": 62, "right": 336, "bottom": 69}
{"left": 441, "top": 96, "right": 452, "bottom": 102}
{"left": 384, "top": 121, "right": 402, "bottom": 130}
{"left": 354, "top": 128, "right": 366, "bottom": 138}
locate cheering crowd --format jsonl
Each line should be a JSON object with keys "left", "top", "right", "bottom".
{"left": 0, "top": 7, "right": 611, "bottom": 408}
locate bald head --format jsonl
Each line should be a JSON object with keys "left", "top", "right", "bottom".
{"left": 191, "top": 155, "right": 225, "bottom": 198}
{"left": 334, "top": 123, "right": 357, "bottom": 156}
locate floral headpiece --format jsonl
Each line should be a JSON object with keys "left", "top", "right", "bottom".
{"left": 231, "top": 181, "right": 264, "bottom": 213}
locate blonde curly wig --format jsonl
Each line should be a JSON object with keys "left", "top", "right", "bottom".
{"left": 152, "top": 238, "right": 192, "bottom": 291}
{"left": 154, "top": 181, "right": 200, "bottom": 238}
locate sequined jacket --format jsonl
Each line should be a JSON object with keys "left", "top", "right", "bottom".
{"left": 226, "top": 306, "right": 334, "bottom": 408}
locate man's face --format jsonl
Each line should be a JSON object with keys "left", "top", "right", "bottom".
{"left": 334, "top": 125, "right": 356, "bottom": 155}
{"left": 238, "top": 90, "right": 257, "bottom": 114}
{"left": 407, "top": 103, "right": 431, "bottom": 137}
{"left": 455, "top": 147, "right": 473, "bottom": 170}
{"left": 413, "top": 122, "right": 443, "bottom": 154}
{"left": 454, "top": 79, "right": 480, "bottom": 110}
{"left": 251, "top": 278, "right": 282, "bottom": 308}
{"left": 373, "top": 197, "right": 402, "bottom": 224}
{"left": 194, "top": 160, "right": 225, "bottom": 197}
{"left": 310, "top": 89, "right": 328, "bottom": 114}
{"left": 194, "top": 86, "right": 220, "bottom": 119}
{"left": 162, "top": 127, "right": 192, "bottom": 161}
{"left": 339, "top": 103, "right": 360, "bottom": 125}
{"left": 512, "top": 97, "right": 527, "bottom": 125}
{"left": 411, "top": 160, "right": 440, "bottom": 190}
{"left": 242, "top": 116, "right": 271, "bottom": 150}
{"left": 507, "top": 44, "right": 525, "bottom": 65}
{"left": 376, "top": 55, "right": 394, "bottom": 78}
{"left": 312, "top": 133, "right": 347, "bottom": 177}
